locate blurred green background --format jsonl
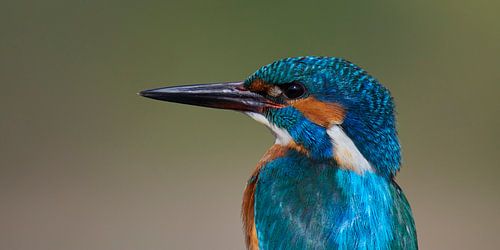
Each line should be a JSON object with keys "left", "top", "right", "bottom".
{"left": 1, "top": 0, "right": 499, "bottom": 249}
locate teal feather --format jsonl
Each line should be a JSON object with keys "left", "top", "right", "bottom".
{"left": 254, "top": 149, "right": 417, "bottom": 250}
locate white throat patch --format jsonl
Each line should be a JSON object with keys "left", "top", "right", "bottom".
{"left": 327, "top": 125, "right": 373, "bottom": 173}
{"left": 245, "top": 112, "right": 293, "bottom": 145}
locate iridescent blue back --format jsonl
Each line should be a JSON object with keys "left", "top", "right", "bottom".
{"left": 254, "top": 150, "right": 417, "bottom": 250}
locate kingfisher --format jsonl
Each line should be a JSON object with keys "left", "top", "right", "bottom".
{"left": 140, "top": 56, "right": 417, "bottom": 250}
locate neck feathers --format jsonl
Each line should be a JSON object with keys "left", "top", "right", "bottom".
{"left": 246, "top": 111, "right": 379, "bottom": 174}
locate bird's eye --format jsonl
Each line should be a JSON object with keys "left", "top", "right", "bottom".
{"left": 281, "top": 82, "right": 306, "bottom": 99}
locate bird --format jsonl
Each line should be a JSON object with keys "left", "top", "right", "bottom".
{"left": 140, "top": 56, "right": 418, "bottom": 250}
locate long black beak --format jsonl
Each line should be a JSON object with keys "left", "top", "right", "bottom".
{"left": 139, "top": 82, "right": 280, "bottom": 113}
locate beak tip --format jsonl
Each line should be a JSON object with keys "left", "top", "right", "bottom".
{"left": 138, "top": 90, "right": 152, "bottom": 98}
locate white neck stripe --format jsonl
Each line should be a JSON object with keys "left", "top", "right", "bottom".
{"left": 327, "top": 125, "right": 373, "bottom": 173}
{"left": 245, "top": 112, "right": 293, "bottom": 145}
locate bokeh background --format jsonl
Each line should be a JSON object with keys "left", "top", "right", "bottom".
{"left": 1, "top": 1, "right": 499, "bottom": 249}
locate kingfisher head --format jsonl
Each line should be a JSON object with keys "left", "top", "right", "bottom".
{"left": 140, "top": 56, "right": 400, "bottom": 176}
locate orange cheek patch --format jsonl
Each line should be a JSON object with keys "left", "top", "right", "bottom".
{"left": 291, "top": 97, "right": 345, "bottom": 127}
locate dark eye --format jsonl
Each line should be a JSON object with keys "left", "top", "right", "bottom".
{"left": 281, "top": 82, "right": 306, "bottom": 99}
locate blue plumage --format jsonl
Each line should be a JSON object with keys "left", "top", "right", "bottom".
{"left": 255, "top": 150, "right": 416, "bottom": 249}
{"left": 268, "top": 107, "right": 333, "bottom": 160}
{"left": 140, "top": 56, "right": 418, "bottom": 250}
